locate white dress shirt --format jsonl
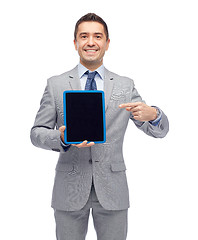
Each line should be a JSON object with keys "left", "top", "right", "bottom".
{"left": 78, "top": 63, "right": 104, "bottom": 90}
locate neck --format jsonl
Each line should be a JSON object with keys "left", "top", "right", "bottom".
{"left": 80, "top": 60, "right": 103, "bottom": 71}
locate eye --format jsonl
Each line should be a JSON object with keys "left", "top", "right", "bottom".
{"left": 96, "top": 35, "right": 102, "bottom": 39}
{"left": 81, "top": 35, "right": 87, "bottom": 39}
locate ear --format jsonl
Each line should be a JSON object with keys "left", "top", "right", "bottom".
{"left": 74, "top": 39, "right": 78, "bottom": 50}
{"left": 105, "top": 39, "right": 110, "bottom": 51}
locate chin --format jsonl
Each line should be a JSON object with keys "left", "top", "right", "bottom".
{"left": 84, "top": 58, "right": 98, "bottom": 63}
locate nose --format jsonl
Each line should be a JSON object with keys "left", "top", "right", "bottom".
{"left": 87, "top": 36, "right": 95, "bottom": 46}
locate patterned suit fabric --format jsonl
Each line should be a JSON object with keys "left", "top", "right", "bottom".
{"left": 30, "top": 66, "right": 169, "bottom": 211}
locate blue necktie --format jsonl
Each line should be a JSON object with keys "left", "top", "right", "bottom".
{"left": 85, "top": 71, "right": 97, "bottom": 90}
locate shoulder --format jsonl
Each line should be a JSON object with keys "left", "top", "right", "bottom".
{"left": 105, "top": 68, "right": 135, "bottom": 87}
{"left": 47, "top": 66, "right": 78, "bottom": 86}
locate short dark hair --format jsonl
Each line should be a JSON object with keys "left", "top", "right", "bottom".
{"left": 74, "top": 13, "right": 109, "bottom": 41}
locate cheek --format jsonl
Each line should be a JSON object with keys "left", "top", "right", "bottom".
{"left": 76, "top": 43, "right": 80, "bottom": 51}
{"left": 99, "top": 42, "right": 109, "bottom": 53}
{"left": 100, "top": 46, "right": 107, "bottom": 55}
{"left": 75, "top": 41, "right": 83, "bottom": 52}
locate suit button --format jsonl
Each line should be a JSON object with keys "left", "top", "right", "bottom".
{"left": 89, "top": 159, "right": 92, "bottom": 164}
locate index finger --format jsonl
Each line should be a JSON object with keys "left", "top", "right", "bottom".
{"left": 119, "top": 102, "right": 142, "bottom": 108}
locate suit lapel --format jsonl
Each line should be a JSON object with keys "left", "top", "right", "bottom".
{"left": 68, "top": 66, "right": 82, "bottom": 90}
{"left": 104, "top": 68, "right": 114, "bottom": 111}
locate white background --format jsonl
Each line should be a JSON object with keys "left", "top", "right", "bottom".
{"left": 1, "top": 0, "right": 198, "bottom": 239}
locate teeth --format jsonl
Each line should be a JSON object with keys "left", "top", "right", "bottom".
{"left": 86, "top": 50, "right": 97, "bottom": 52}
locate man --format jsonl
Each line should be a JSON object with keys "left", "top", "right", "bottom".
{"left": 31, "top": 13, "right": 169, "bottom": 240}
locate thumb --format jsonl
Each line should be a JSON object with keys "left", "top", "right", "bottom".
{"left": 59, "top": 125, "right": 66, "bottom": 133}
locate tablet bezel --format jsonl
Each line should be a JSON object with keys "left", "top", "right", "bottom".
{"left": 63, "top": 90, "right": 106, "bottom": 144}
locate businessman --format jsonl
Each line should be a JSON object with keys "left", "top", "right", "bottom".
{"left": 31, "top": 13, "right": 169, "bottom": 240}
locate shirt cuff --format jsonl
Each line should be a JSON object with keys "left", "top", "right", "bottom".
{"left": 149, "top": 106, "right": 162, "bottom": 126}
{"left": 60, "top": 138, "right": 71, "bottom": 152}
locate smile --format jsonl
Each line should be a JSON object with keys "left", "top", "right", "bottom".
{"left": 85, "top": 49, "right": 98, "bottom": 52}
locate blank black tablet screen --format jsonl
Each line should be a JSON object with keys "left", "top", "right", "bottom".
{"left": 64, "top": 91, "right": 106, "bottom": 143}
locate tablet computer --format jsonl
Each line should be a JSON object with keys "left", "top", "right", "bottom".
{"left": 63, "top": 90, "right": 106, "bottom": 144}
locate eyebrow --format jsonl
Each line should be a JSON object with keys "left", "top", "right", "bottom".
{"left": 79, "top": 32, "right": 103, "bottom": 36}
{"left": 94, "top": 32, "right": 103, "bottom": 35}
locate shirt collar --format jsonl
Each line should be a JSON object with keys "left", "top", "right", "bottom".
{"left": 78, "top": 63, "right": 104, "bottom": 80}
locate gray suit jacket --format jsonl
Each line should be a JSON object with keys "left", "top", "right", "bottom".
{"left": 30, "top": 66, "right": 169, "bottom": 211}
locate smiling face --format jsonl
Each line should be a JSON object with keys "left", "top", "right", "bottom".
{"left": 74, "top": 21, "right": 110, "bottom": 71}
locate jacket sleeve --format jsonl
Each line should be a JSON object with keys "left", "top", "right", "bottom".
{"left": 130, "top": 81, "right": 169, "bottom": 138}
{"left": 30, "top": 79, "right": 65, "bottom": 152}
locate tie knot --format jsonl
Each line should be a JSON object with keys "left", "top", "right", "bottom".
{"left": 87, "top": 71, "right": 97, "bottom": 79}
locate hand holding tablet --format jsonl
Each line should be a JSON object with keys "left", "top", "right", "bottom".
{"left": 59, "top": 125, "right": 95, "bottom": 148}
